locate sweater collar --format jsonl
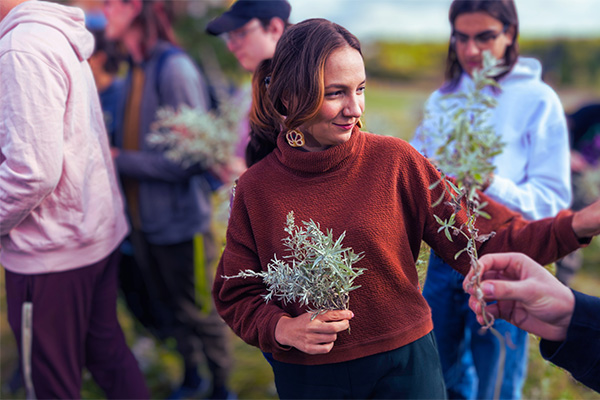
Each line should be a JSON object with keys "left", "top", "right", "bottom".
{"left": 273, "top": 126, "right": 363, "bottom": 174}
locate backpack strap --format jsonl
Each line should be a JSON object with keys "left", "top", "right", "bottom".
{"left": 154, "top": 45, "right": 185, "bottom": 101}
{"left": 154, "top": 45, "right": 220, "bottom": 112}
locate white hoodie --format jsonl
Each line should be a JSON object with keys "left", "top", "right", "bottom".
{"left": 412, "top": 57, "right": 571, "bottom": 221}
{"left": 0, "top": 0, "right": 128, "bottom": 274}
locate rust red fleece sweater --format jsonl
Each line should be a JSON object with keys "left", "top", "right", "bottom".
{"left": 213, "top": 128, "right": 581, "bottom": 365}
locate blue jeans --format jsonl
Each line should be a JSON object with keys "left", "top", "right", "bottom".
{"left": 423, "top": 251, "right": 528, "bottom": 400}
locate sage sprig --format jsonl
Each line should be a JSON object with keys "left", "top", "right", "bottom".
{"left": 418, "top": 51, "right": 508, "bottom": 400}
{"left": 223, "top": 211, "right": 366, "bottom": 319}
{"left": 147, "top": 94, "right": 247, "bottom": 168}
{"left": 418, "top": 51, "right": 507, "bottom": 317}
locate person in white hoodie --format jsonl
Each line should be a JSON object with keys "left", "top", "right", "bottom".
{"left": 0, "top": 0, "right": 149, "bottom": 398}
{"left": 411, "top": 0, "right": 571, "bottom": 399}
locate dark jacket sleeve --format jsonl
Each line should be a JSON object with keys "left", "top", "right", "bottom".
{"left": 539, "top": 290, "right": 600, "bottom": 392}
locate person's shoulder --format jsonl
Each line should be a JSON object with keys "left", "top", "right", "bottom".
{"left": 236, "top": 152, "right": 276, "bottom": 187}
{"left": 156, "top": 45, "right": 198, "bottom": 74}
{"left": 504, "top": 57, "right": 560, "bottom": 97}
{"left": 156, "top": 50, "right": 205, "bottom": 96}
{"left": 362, "top": 131, "right": 421, "bottom": 157}
{"left": 0, "top": 23, "right": 72, "bottom": 81}
{"left": 3, "top": 22, "right": 66, "bottom": 54}
{"left": 500, "top": 59, "right": 564, "bottom": 117}
{"left": 360, "top": 132, "right": 429, "bottom": 174}
{"left": 359, "top": 132, "right": 439, "bottom": 191}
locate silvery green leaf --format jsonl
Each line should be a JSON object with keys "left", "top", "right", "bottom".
{"left": 432, "top": 191, "right": 446, "bottom": 208}
{"left": 444, "top": 227, "right": 453, "bottom": 242}
{"left": 429, "top": 179, "right": 442, "bottom": 190}
{"left": 223, "top": 211, "right": 366, "bottom": 316}
{"left": 454, "top": 248, "right": 467, "bottom": 260}
{"left": 477, "top": 210, "right": 491, "bottom": 219}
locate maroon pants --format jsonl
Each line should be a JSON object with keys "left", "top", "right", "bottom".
{"left": 5, "top": 250, "right": 149, "bottom": 399}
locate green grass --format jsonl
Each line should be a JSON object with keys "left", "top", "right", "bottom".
{"left": 363, "top": 80, "right": 436, "bottom": 141}
{"left": 1, "top": 80, "right": 599, "bottom": 399}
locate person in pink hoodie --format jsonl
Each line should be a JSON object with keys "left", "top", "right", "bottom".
{"left": 0, "top": 0, "right": 148, "bottom": 398}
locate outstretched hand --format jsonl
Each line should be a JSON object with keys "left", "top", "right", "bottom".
{"left": 572, "top": 198, "right": 600, "bottom": 238}
{"left": 463, "top": 252, "right": 575, "bottom": 342}
{"left": 275, "top": 310, "right": 354, "bottom": 354}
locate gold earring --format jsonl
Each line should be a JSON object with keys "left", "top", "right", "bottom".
{"left": 356, "top": 119, "right": 363, "bottom": 129}
{"left": 286, "top": 129, "right": 305, "bottom": 147}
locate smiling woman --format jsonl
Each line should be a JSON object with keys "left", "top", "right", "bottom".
{"left": 244, "top": 17, "right": 364, "bottom": 166}
{"left": 299, "top": 46, "right": 365, "bottom": 151}
{"left": 212, "top": 17, "right": 600, "bottom": 400}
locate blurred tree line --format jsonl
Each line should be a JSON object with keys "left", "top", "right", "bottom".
{"left": 64, "top": 0, "right": 599, "bottom": 93}
{"left": 362, "top": 38, "right": 600, "bottom": 89}
{"left": 523, "top": 38, "right": 600, "bottom": 87}
{"left": 169, "top": 1, "right": 600, "bottom": 94}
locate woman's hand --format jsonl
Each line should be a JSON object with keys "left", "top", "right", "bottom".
{"left": 572, "top": 198, "right": 600, "bottom": 238}
{"left": 275, "top": 310, "right": 354, "bottom": 354}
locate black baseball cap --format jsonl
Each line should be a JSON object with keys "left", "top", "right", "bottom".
{"left": 206, "top": 0, "right": 291, "bottom": 36}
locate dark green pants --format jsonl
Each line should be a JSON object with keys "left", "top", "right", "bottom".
{"left": 269, "top": 332, "right": 447, "bottom": 399}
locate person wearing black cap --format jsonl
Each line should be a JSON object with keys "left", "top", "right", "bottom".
{"left": 206, "top": 0, "right": 291, "bottom": 73}
{"left": 206, "top": 0, "right": 292, "bottom": 167}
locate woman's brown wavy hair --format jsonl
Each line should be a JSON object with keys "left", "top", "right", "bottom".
{"left": 246, "top": 18, "right": 362, "bottom": 167}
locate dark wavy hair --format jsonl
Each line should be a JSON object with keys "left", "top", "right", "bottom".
{"left": 246, "top": 18, "right": 362, "bottom": 167}
{"left": 444, "top": 0, "right": 519, "bottom": 91}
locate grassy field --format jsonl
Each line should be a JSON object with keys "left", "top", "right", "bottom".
{"left": 1, "top": 80, "right": 599, "bottom": 399}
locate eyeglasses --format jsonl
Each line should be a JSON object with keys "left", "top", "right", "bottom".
{"left": 221, "top": 24, "right": 262, "bottom": 45}
{"left": 451, "top": 24, "right": 509, "bottom": 47}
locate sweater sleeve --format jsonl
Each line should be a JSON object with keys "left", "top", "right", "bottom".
{"left": 417, "top": 154, "right": 583, "bottom": 274}
{"left": 115, "top": 150, "right": 204, "bottom": 182}
{"left": 115, "top": 53, "right": 209, "bottom": 182}
{"left": 475, "top": 193, "right": 583, "bottom": 266}
{"left": 539, "top": 290, "right": 600, "bottom": 392}
{"left": 0, "top": 50, "right": 67, "bottom": 235}
{"left": 212, "top": 186, "right": 291, "bottom": 353}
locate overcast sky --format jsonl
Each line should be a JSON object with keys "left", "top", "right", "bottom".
{"left": 287, "top": 0, "right": 600, "bottom": 42}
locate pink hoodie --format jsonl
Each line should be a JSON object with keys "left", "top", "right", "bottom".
{"left": 0, "top": 0, "right": 128, "bottom": 274}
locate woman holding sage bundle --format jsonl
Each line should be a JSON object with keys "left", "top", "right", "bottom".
{"left": 213, "top": 18, "right": 600, "bottom": 399}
